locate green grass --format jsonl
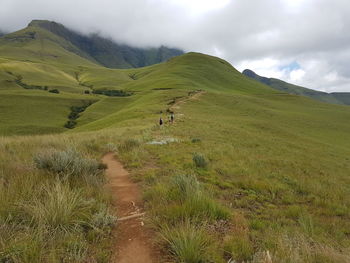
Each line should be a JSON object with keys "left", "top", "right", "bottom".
{"left": 135, "top": 88, "right": 350, "bottom": 262}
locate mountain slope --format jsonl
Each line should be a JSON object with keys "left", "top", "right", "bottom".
{"left": 28, "top": 20, "right": 183, "bottom": 68}
{"left": 243, "top": 69, "right": 350, "bottom": 105}
{"left": 0, "top": 20, "right": 183, "bottom": 69}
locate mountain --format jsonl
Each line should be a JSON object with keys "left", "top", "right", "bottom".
{"left": 29, "top": 20, "right": 183, "bottom": 68}
{"left": 0, "top": 20, "right": 183, "bottom": 68}
{"left": 243, "top": 69, "right": 350, "bottom": 105}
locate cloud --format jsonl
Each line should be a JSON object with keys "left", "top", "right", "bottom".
{"left": 1, "top": 0, "right": 350, "bottom": 92}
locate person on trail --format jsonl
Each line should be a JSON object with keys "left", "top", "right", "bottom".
{"left": 159, "top": 117, "right": 163, "bottom": 126}
{"left": 170, "top": 113, "right": 174, "bottom": 123}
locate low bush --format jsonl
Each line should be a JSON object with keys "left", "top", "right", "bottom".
{"left": 34, "top": 149, "right": 103, "bottom": 177}
{"left": 49, "top": 89, "right": 60, "bottom": 94}
{"left": 191, "top": 138, "right": 201, "bottom": 143}
{"left": 64, "top": 120, "right": 77, "bottom": 129}
{"left": 193, "top": 153, "right": 208, "bottom": 168}
{"left": 92, "top": 89, "right": 132, "bottom": 97}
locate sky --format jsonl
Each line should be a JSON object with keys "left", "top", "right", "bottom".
{"left": 1, "top": 0, "right": 350, "bottom": 92}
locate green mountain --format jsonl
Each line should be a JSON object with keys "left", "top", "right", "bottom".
{"left": 243, "top": 69, "right": 350, "bottom": 105}
{"left": 1, "top": 21, "right": 350, "bottom": 262}
{"left": 1, "top": 20, "right": 183, "bottom": 68}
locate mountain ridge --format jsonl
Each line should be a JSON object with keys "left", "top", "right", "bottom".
{"left": 29, "top": 20, "right": 184, "bottom": 68}
{"left": 243, "top": 69, "right": 350, "bottom": 105}
{"left": 1, "top": 20, "right": 183, "bottom": 69}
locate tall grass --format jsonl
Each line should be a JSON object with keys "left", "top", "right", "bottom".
{"left": 22, "top": 181, "right": 93, "bottom": 233}
{"left": 143, "top": 174, "right": 230, "bottom": 262}
{"left": 146, "top": 174, "right": 230, "bottom": 224}
{"left": 160, "top": 221, "right": 219, "bottom": 263}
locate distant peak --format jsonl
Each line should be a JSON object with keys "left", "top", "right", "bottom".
{"left": 28, "top": 19, "right": 53, "bottom": 26}
{"left": 28, "top": 20, "right": 63, "bottom": 30}
{"left": 242, "top": 69, "right": 259, "bottom": 78}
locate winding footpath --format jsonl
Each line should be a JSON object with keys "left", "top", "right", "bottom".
{"left": 102, "top": 153, "right": 158, "bottom": 263}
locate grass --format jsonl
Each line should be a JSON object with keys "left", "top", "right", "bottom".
{"left": 136, "top": 88, "right": 350, "bottom": 262}
{"left": 160, "top": 221, "right": 219, "bottom": 263}
{"left": 0, "top": 132, "right": 122, "bottom": 262}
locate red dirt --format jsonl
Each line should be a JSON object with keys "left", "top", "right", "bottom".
{"left": 102, "top": 153, "right": 159, "bottom": 263}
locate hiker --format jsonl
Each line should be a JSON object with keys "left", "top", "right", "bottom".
{"left": 170, "top": 113, "right": 174, "bottom": 123}
{"left": 159, "top": 117, "right": 163, "bottom": 126}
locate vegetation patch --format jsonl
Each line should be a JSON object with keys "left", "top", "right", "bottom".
{"left": 65, "top": 101, "right": 94, "bottom": 129}
{"left": 0, "top": 138, "right": 116, "bottom": 263}
{"left": 160, "top": 221, "right": 219, "bottom": 263}
{"left": 49, "top": 88, "right": 60, "bottom": 94}
{"left": 92, "top": 89, "right": 132, "bottom": 97}
{"left": 144, "top": 174, "right": 230, "bottom": 262}
{"left": 34, "top": 148, "right": 105, "bottom": 177}
{"left": 9, "top": 72, "right": 48, "bottom": 91}
{"left": 118, "top": 139, "right": 140, "bottom": 153}
{"left": 192, "top": 153, "right": 208, "bottom": 168}
{"left": 153, "top": 88, "right": 173, "bottom": 90}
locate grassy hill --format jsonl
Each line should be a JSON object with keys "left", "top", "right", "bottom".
{"left": 0, "top": 24, "right": 350, "bottom": 262}
{"left": 27, "top": 20, "right": 183, "bottom": 68}
{"left": 243, "top": 69, "right": 350, "bottom": 105}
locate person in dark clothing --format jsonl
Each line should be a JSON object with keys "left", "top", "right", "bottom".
{"left": 170, "top": 113, "right": 174, "bottom": 123}
{"left": 159, "top": 117, "right": 163, "bottom": 126}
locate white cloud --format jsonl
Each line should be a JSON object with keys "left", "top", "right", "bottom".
{"left": 289, "top": 69, "right": 306, "bottom": 82}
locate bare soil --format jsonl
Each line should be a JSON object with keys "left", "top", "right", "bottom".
{"left": 102, "top": 153, "right": 159, "bottom": 263}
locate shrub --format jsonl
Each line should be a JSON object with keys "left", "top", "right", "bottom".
{"left": 191, "top": 138, "right": 201, "bottom": 143}
{"left": 49, "top": 89, "right": 60, "bottom": 94}
{"left": 65, "top": 120, "right": 77, "bottom": 129}
{"left": 90, "top": 206, "right": 116, "bottom": 231}
{"left": 160, "top": 221, "right": 218, "bottom": 263}
{"left": 34, "top": 149, "right": 103, "bottom": 177}
{"left": 92, "top": 89, "right": 132, "bottom": 97}
{"left": 193, "top": 153, "right": 208, "bottom": 168}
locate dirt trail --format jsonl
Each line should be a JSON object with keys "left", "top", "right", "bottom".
{"left": 102, "top": 153, "right": 158, "bottom": 263}
{"left": 169, "top": 90, "right": 205, "bottom": 112}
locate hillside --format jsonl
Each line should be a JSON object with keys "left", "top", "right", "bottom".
{"left": 243, "top": 69, "right": 350, "bottom": 105}
{"left": 1, "top": 25, "right": 350, "bottom": 262}
{"left": 24, "top": 20, "right": 183, "bottom": 68}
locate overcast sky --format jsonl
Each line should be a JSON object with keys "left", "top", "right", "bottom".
{"left": 1, "top": 0, "right": 350, "bottom": 92}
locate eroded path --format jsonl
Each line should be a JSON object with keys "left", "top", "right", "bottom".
{"left": 102, "top": 153, "right": 158, "bottom": 263}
